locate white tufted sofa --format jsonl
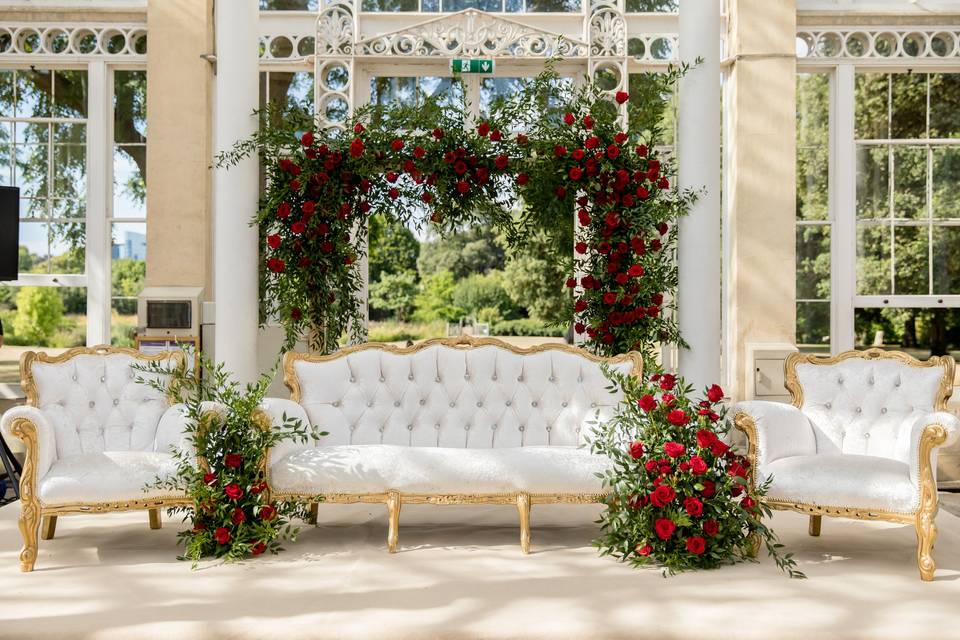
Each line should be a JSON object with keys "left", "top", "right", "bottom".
{"left": 258, "top": 336, "right": 642, "bottom": 553}
{"left": 0, "top": 346, "right": 194, "bottom": 572}
{"left": 733, "top": 348, "right": 958, "bottom": 581}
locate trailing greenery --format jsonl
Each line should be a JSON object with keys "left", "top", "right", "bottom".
{"left": 137, "top": 351, "right": 324, "bottom": 564}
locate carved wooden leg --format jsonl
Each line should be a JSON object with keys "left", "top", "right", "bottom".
{"left": 808, "top": 515, "right": 822, "bottom": 537}
{"left": 148, "top": 508, "right": 162, "bottom": 530}
{"left": 917, "top": 507, "right": 939, "bottom": 581}
{"left": 517, "top": 492, "right": 531, "bottom": 554}
{"left": 387, "top": 491, "right": 401, "bottom": 553}
{"left": 40, "top": 515, "right": 57, "bottom": 540}
{"left": 745, "top": 532, "right": 761, "bottom": 559}
{"left": 308, "top": 502, "right": 319, "bottom": 525}
{"left": 12, "top": 418, "right": 41, "bottom": 572}
{"left": 915, "top": 424, "right": 946, "bottom": 582}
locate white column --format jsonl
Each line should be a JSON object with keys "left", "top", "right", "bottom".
{"left": 85, "top": 60, "right": 111, "bottom": 346}
{"left": 213, "top": 0, "right": 260, "bottom": 382}
{"left": 677, "top": 1, "right": 722, "bottom": 390}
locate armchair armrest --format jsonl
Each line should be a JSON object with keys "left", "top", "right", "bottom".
{"left": 154, "top": 401, "right": 228, "bottom": 457}
{"left": 906, "top": 411, "right": 960, "bottom": 486}
{"left": 0, "top": 406, "right": 57, "bottom": 483}
{"left": 258, "top": 398, "right": 313, "bottom": 468}
{"left": 732, "top": 401, "right": 817, "bottom": 472}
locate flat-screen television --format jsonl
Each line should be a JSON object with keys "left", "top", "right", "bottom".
{"left": 0, "top": 186, "right": 18, "bottom": 282}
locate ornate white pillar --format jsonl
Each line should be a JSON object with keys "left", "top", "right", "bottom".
{"left": 678, "top": 0, "right": 722, "bottom": 390}
{"left": 213, "top": 0, "right": 260, "bottom": 382}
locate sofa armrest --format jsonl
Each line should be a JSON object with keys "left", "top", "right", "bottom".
{"left": 1, "top": 406, "right": 57, "bottom": 483}
{"left": 154, "top": 401, "right": 228, "bottom": 458}
{"left": 258, "top": 398, "right": 313, "bottom": 468}
{"left": 732, "top": 401, "right": 817, "bottom": 472}
{"left": 906, "top": 411, "right": 960, "bottom": 487}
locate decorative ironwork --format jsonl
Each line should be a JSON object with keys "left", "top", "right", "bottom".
{"left": 0, "top": 23, "right": 147, "bottom": 57}
{"left": 797, "top": 28, "right": 960, "bottom": 60}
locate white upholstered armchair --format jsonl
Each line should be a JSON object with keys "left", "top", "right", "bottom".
{"left": 733, "top": 349, "right": 958, "bottom": 581}
{"left": 0, "top": 346, "right": 193, "bottom": 572}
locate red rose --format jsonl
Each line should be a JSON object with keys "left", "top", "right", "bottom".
{"left": 250, "top": 481, "right": 268, "bottom": 495}
{"left": 701, "top": 480, "right": 716, "bottom": 498}
{"left": 686, "top": 536, "right": 706, "bottom": 555}
{"left": 490, "top": 129, "right": 503, "bottom": 141}
{"left": 657, "top": 222, "right": 669, "bottom": 235}
{"left": 276, "top": 202, "right": 291, "bottom": 219}
{"left": 710, "top": 440, "right": 730, "bottom": 457}
{"left": 266, "top": 258, "right": 285, "bottom": 274}
{"left": 635, "top": 144, "right": 648, "bottom": 157}
{"left": 516, "top": 173, "right": 529, "bottom": 186}
{"left": 741, "top": 496, "right": 756, "bottom": 511}
{"left": 354, "top": 123, "right": 365, "bottom": 134}
{"left": 565, "top": 277, "right": 577, "bottom": 289}
{"left": 651, "top": 239, "right": 662, "bottom": 251}
{"left": 629, "top": 440, "right": 644, "bottom": 459}
{"left": 574, "top": 322, "right": 585, "bottom": 334}
{"left": 516, "top": 133, "right": 528, "bottom": 144}
{"left": 432, "top": 127, "right": 443, "bottom": 139}
{"left": 636, "top": 543, "right": 652, "bottom": 556}
{"left": 607, "top": 144, "right": 620, "bottom": 160}
{"left": 203, "top": 472, "right": 217, "bottom": 485}
{"left": 291, "top": 221, "right": 305, "bottom": 235}
{"left": 421, "top": 192, "right": 433, "bottom": 203}
{"left": 302, "top": 200, "right": 316, "bottom": 215}
{"left": 320, "top": 241, "right": 333, "bottom": 253}
{"left": 664, "top": 441, "right": 686, "bottom": 458}
{"left": 572, "top": 149, "right": 585, "bottom": 161}
{"left": 659, "top": 374, "right": 676, "bottom": 391}
{"left": 650, "top": 484, "right": 676, "bottom": 507}
{"left": 349, "top": 138, "right": 364, "bottom": 158}
{"left": 554, "top": 186, "right": 567, "bottom": 199}
{"left": 568, "top": 167, "right": 583, "bottom": 181}
{"left": 575, "top": 241, "right": 587, "bottom": 254}
{"left": 615, "top": 91, "right": 630, "bottom": 104}
{"left": 389, "top": 187, "right": 400, "bottom": 200}
{"left": 214, "top": 527, "right": 231, "bottom": 545}
{"left": 684, "top": 496, "right": 704, "bottom": 517}
{"left": 603, "top": 292, "right": 617, "bottom": 305}
{"left": 454, "top": 160, "right": 468, "bottom": 175}
{"left": 554, "top": 145, "right": 567, "bottom": 157}
{"left": 457, "top": 181, "right": 470, "bottom": 195}
{"left": 300, "top": 131, "right": 314, "bottom": 147}
{"left": 615, "top": 132, "right": 628, "bottom": 144}
{"left": 574, "top": 299, "right": 588, "bottom": 313}
{"left": 225, "top": 454, "right": 242, "bottom": 469}
{"left": 584, "top": 136, "right": 600, "bottom": 149}
{"left": 706, "top": 384, "right": 724, "bottom": 403}
{"left": 224, "top": 483, "right": 244, "bottom": 500}
{"left": 563, "top": 112, "right": 575, "bottom": 125}
{"left": 267, "top": 234, "right": 281, "bottom": 249}
{"left": 654, "top": 518, "right": 676, "bottom": 540}
{"left": 251, "top": 541, "right": 267, "bottom": 556}
{"left": 231, "top": 507, "right": 246, "bottom": 525}
{"left": 291, "top": 307, "right": 302, "bottom": 320}
{"left": 689, "top": 455, "right": 708, "bottom": 475}
{"left": 495, "top": 154, "right": 509, "bottom": 170}
{"left": 477, "top": 122, "right": 490, "bottom": 137}
{"left": 583, "top": 115, "right": 594, "bottom": 129}
{"left": 628, "top": 264, "right": 644, "bottom": 277}
{"left": 638, "top": 394, "right": 657, "bottom": 412}
{"left": 667, "top": 410, "right": 689, "bottom": 427}
{"left": 644, "top": 459, "right": 658, "bottom": 473}
{"left": 703, "top": 519, "right": 719, "bottom": 537}
{"left": 636, "top": 185, "right": 649, "bottom": 200}
{"left": 658, "top": 177, "right": 670, "bottom": 189}
{"left": 728, "top": 462, "right": 748, "bottom": 479}
{"left": 696, "top": 429, "right": 717, "bottom": 449}
{"left": 413, "top": 145, "right": 426, "bottom": 158}
{"left": 259, "top": 505, "right": 277, "bottom": 521}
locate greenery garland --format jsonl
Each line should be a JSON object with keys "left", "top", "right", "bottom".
{"left": 218, "top": 63, "right": 696, "bottom": 360}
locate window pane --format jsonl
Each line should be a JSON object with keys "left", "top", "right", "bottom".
{"left": 855, "top": 73, "right": 888, "bottom": 140}
{"left": 930, "top": 73, "right": 960, "bottom": 139}
{"left": 371, "top": 77, "right": 417, "bottom": 107}
{"left": 114, "top": 70, "right": 146, "bottom": 143}
{"left": 53, "top": 70, "right": 87, "bottom": 119}
{"left": 797, "top": 301, "right": 830, "bottom": 353}
{"left": 111, "top": 222, "right": 146, "bottom": 346}
{"left": 892, "top": 224, "right": 928, "bottom": 295}
{"left": 19, "top": 221, "right": 85, "bottom": 274}
{"left": 53, "top": 143, "right": 86, "bottom": 201}
{"left": 625, "top": 0, "right": 677, "bottom": 10}
{"left": 360, "top": 0, "right": 418, "bottom": 10}
{"left": 932, "top": 226, "right": 960, "bottom": 295}
{"left": 891, "top": 145, "right": 927, "bottom": 220}
{"left": 856, "top": 145, "right": 889, "bottom": 220}
{"left": 14, "top": 143, "right": 48, "bottom": 204}
{"left": 890, "top": 73, "right": 927, "bottom": 139}
{"left": 526, "top": 0, "right": 581, "bottom": 10}
{"left": 797, "top": 146, "right": 829, "bottom": 220}
{"left": 260, "top": 71, "right": 314, "bottom": 114}
{"left": 443, "top": 0, "right": 502, "bottom": 9}
{"left": 797, "top": 225, "right": 831, "bottom": 300}
{"left": 628, "top": 73, "right": 676, "bottom": 145}
{"left": 15, "top": 69, "right": 52, "bottom": 119}
{"left": 857, "top": 223, "right": 891, "bottom": 295}
{"left": 855, "top": 307, "right": 960, "bottom": 360}
{"left": 0, "top": 70, "right": 12, "bottom": 117}
{"left": 260, "top": 0, "right": 320, "bottom": 8}
{"left": 932, "top": 147, "right": 960, "bottom": 219}
{"left": 113, "top": 145, "right": 146, "bottom": 219}
{"left": 0, "top": 285, "right": 86, "bottom": 350}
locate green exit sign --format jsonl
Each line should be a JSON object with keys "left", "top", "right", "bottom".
{"left": 450, "top": 58, "right": 495, "bottom": 74}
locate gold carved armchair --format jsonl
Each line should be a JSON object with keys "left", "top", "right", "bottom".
{"left": 733, "top": 349, "right": 957, "bottom": 581}
{"left": 0, "top": 346, "right": 191, "bottom": 571}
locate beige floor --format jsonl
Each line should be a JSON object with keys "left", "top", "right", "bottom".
{"left": 1, "top": 502, "right": 960, "bottom": 640}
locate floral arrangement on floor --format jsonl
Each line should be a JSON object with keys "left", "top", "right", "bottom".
{"left": 591, "top": 366, "right": 804, "bottom": 577}
{"left": 138, "top": 352, "right": 323, "bottom": 563}
{"left": 218, "top": 62, "right": 696, "bottom": 359}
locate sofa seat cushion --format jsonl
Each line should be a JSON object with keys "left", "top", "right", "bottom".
{"left": 763, "top": 454, "right": 918, "bottom": 514}
{"left": 270, "top": 445, "right": 611, "bottom": 495}
{"left": 38, "top": 451, "right": 184, "bottom": 505}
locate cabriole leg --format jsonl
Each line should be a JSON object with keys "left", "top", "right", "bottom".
{"left": 41, "top": 515, "right": 57, "bottom": 540}
{"left": 387, "top": 491, "right": 401, "bottom": 553}
{"left": 517, "top": 492, "right": 531, "bottom": 554}
{"left": 308, "top": 502, "right": 319, "bottom": 525}
{"left": 917, "top": 512, "right": 938, "bottom": 582}
{"left": 808, "top": 515, "right": 822, "bottom": 537}
{"left": 18, "top": 501, "right": 40, "bottom": 572}
{"left": 148, "top": 508, "right": 162, "bottom": 530}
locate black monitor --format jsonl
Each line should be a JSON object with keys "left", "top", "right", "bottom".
{"left": 0, "top": 186, "right": 18, "bottom": 282}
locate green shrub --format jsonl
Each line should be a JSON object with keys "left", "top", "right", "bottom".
{"left": 368, "top": 321, "right": 446, "bottom": 343}
{"left": 369, "top": 271, "right": 418, "bottom": 322}
{"left": 413, "top": 271, "right": 463, "bottom": 322}
{"left": 12, "top": 287, "right": 63, "bottom": 345}
{"left": 451, "top": 271, "right": 517, "bottom": 321}
{"left": 490, "top": 318, "right": 567, "bottom": 338}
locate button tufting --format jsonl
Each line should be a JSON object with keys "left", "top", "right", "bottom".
{"left": 517, "top": 376, "right": 523, "bottom": 382}
{"left": 113, "top": 399, "right": 119, "bottom": 406}
{"left": 838, "top": 377, "right": 844, "bottom": 384}
{"left": 856, "top": 407, "right": 862, "bottom": 413}
{"left": 350, "top": 377, "right": 356, "bottom": 383}
{"left": 505, "top": 400, "right": 512, "bottom": 407}
{"left": 100, "top": 376, "right": 106, "bottom": 383}
{"left": 492, "top": 374, "right": 498, "bottom": 381}
{"left": 865, "top": 433, "right": 871, "bottom": 438}
{"left": 434, "top": 423, "right": 441, "bottom": 430}
{"left": 379, "top": 376, "right": 385, "bottom": 383}
{"left": 435, "top": 376, "right": 441, "bottom": 383}
{"left": 408, "top": 374, "right": 414, "bottom": 381}
{"left": 546, "top": 426, "right": 552, "bottom": 432}
{"left": 561, "top": 402, "right": 568, "bottom": 408}
{"left": 549, "top": 376, "right": 556, "bottom": 383}
{"left": 825, "top": 402, "right": 832, "bottom": 409}
{"left": 465, "top": 424, "right": 470, "bottom": 430}
{"left": 449, "top": 402, "right": 455, "bottom": 408}
{"left": 378, "top": 426, "right": 384, "bottom": 433}
{"left": 72, "top": 375, "right": 78, "bottom": 382}
{"left": 881, "top": 408, "right": 887, "bottom": 414}
{"left": 368, "top": 401, "right": 374, "bottom": 408}
{"left": 407, "top": 424, "right": 414, "bottom": 431}
{"left": 869, "top": 377, "right": 875, "bottom": 385}
{"left": 350, "top": 424, "right": 356, "bottom": 431}
{"left": 591, "top": 402, "right": 597, "bottom": 408}
{"left": 519, "top": 425, "right": 525, "bottom": 431}
{"left": 394, "top": 401, "right": 401, "bottom": 408}
{"left": 476, "top": 401, "right": 482, "bottom": 407}
{"left": 895, "top": 380, "right": 902, "bottom": 387}
{"left": 464, "top": 374, "right": 470, "bottom": 380}
{"left": 578, "top": 376, "right": 583, "bottom": 383}
{"left": 89, "top": 401, "right": 95, "bottom": 408}
{"left": 333, "top": 401, "right": 340, "bottom": 407}
{"left": 419, "top": 399, "right": 426, "bottom": 406}
{"left": 491, "top": 424, "right": 498, "bottom": 430}
{"left": 531, "top": 401, "right": 538, "bottom": 407}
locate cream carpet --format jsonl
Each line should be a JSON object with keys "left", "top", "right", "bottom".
{"left": 1, "top": 502, "right": 960, "bottom": 639}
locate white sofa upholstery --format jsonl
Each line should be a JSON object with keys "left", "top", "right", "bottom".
{"left": 0, "top": 346, "right": 193, "bottom": 572}
{"left": 261, "top": 337, "right": 641, "bottom": 552}
{"left": 733, "top": 348, "right": 958, "bottom": 581}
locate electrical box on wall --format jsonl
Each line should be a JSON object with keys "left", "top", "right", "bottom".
{"left": 137, "top": 287, "right": 204, "bottom": 339}
{"left": 745, "top": 343, "right": 799, "bottom": 403}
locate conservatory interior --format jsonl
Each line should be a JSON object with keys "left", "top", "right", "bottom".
{"left": 1, "top": 0, "right": 960, "bottom": 638}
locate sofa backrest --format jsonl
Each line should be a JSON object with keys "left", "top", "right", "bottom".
{"left": 284, "top": 337, "right": 641, "bottom": 448}
{"left": 788, "top": 349, "right": 953, "bottom": 464}
{"left": 22, "top": 346, "right": 184, "bottom": 457}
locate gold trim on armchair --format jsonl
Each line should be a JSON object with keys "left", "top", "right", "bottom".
{"left": 277, "top": 336, "right": 642, "bottom": 554}
{"left": 12, "top": 345, "right": 190, "bottom": 572}
{"left": 735, "top": 348, "right": 956, "bottom": 581}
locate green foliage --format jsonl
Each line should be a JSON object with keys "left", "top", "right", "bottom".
{"left": 111, "top": 258, "right": 147, "bottom": 315}
{"left": 12, "top": 287, "right": 63, "bottom": 344}
{"left": 417, "top": 227, "right": 505, "bottom": 279}
{"left": 490, "top": 318, "right": 567, "bottom": 338}
{"left": 502, "top": 228, "right": 570, "bottom": 325}
{"left": 451, "top": 270, "right": 517, "bottom": 321}
{"left": 367, "top": 320, "right": 445, "bottom": 343}
{"left": 368, "top": 214, "right": 420, "bottom": 283}
{"left": 369, "top": 270, "right": 418, "bottom": 322}
{"left": 592, "top": 367, "right": 803, "bottom": 578}
{"left": 413, "top": 270, "right": 463, "bottom": 322}
{"left": 137, "top": 351, "right": 324, "bottom": 564}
